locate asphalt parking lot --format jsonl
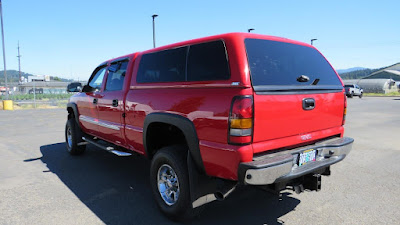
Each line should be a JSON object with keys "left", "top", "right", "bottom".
{"left": 0, "top": 97, "right": 399, "bottom": 225}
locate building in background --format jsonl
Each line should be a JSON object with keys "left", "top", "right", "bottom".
{"left": 27, "top": 75, "right": 50, "bottom": 82}
{"left": 343, "top": 63, "right": 400, "bottom": 94}
{"left": 362, "top": 63, "right": 400, "bottom": 81}
{"left": 343, "top": 79, "right": 398, "bottom": 94}
{"left": 19, "top": 81, "right": 69, "bottom": 94}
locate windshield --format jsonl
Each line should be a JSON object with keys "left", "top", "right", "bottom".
{"left": 245, "top": 38, "right": 342, "bottom": 90}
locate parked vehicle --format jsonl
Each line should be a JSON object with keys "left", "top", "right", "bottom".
{"left": 66, "top": 33, "right": 353, "bottom": 220}
{"left": 0, "top": 86, "right": 11, "bottom": 95}
{"left": 67, "top": 82, "right": 83, "bottom": 92}
{"left": 345, "top": 84, "right": 363, "bottom": 98}
{"left": 28, "top": 88, "right": 43, "bottom": 94}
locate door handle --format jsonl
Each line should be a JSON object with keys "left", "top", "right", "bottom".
{"left": 93, "top": 98, "right": 98, "bottom": 104}
{"left": 112, "top": 99, "right": 118, "bottom": 107}
{"left": 302, "top": 98, "right": 315, "bottom": 110}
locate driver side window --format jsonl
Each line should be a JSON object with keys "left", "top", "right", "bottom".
{"left": 88, "top": 67, "right": 107, "bottom": 90}
{"left": 105, "top": 61, "right": 128, "bottom": 91}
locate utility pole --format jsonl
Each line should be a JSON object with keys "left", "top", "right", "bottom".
{"left": 152, "top": 14, "right": 158, "bottom": 48}
{"left": 0, "top": 0, "right": 8, "bottom": 99}
{"left": 17, "top": 41, "right": 21, "bottom": 84}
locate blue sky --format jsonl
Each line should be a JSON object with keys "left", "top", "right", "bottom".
{"left": 1, "top": 0, "right": 399, "bottom": 80}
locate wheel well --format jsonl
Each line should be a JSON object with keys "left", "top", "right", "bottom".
{"left": 146, "top": 122, "right": 188, "bottom": 159}
{"left": 67, "top": 107, "right": 74, "bottom": 119}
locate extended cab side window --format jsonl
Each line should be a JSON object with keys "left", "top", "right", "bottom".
{"left": 137, "top": 47, "right": 186, "bottom": 83}
{"left": 187, "top": 40, "right": 230, "bottom": 81}
{"left": 105, "top": 60, "right": 128, "bottom": 91}
{"left": 88, "top": 66, "right": 107, "bottom": 90}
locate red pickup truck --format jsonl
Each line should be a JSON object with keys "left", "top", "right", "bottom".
{"left": 66, "top": 32, "right": 353, "bottom": 220}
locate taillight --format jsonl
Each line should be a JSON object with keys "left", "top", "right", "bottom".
{"left": 229, "top": 96, "right": 253, "bottom": 145}
{"left": 342, "top": 93, "right": 347, "bottom": 125}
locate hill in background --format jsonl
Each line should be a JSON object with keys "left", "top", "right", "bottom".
{"left": 339, "top": 68, "right": 382, "bottom": 80}
{"left": 336, "top": 67, "right": 367, "bottom": 74}
{"left": 0, "top": 70, "right": 34, "bottom": 84}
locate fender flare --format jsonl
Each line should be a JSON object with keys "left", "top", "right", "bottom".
{"left": 143, "top": 112, "right": 205, "bottom": 173}
{"left": 66, "top": 102, "right": 81, "bottom": 129}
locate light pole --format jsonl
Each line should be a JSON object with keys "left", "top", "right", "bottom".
{"left": 17, "top": 41, "right": 21, "bottom": 84}
{"left": 248, "top": 28, "right": 254, "bottom": 33}
{"left": 0, "top": 0, "right": 8, "bottom": 99}
{"left": 152, "top": 14, "right": 158, "bottom": 48}
{"left": 311, "top": 39, "right": 317, "bottom": 45}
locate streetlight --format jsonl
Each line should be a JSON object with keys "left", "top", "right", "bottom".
{"left": 311, "top": 39, "right": 317, "bottom": 45}
{"left": 152, "top": 14, "right": 158, "bottom": 48}
{"left": 248, "top": 28, "right": 254, "bottom": 33}
{"left": 0, "top": 0, "right": 8, "bottom": 99}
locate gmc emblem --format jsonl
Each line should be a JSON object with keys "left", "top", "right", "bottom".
{"left": 301, "top": 134, "right": 312, "bottom": 141}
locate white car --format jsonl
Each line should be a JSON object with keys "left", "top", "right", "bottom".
{"left": 344, "top": 84, "right": 363, "bottom": 98}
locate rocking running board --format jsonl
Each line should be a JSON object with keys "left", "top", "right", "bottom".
{"left": 82, "top": 136, "right": 132, "bottom": 157}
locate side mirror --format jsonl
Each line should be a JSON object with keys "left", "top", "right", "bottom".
{"left": 67, "top": 83, "right": 83, "bottom": 92}
{"left": 82, "top": 85, "right": 94, "bottom": 93}
{"left": 67, "top": 87, "right": 79, "bottom": 92}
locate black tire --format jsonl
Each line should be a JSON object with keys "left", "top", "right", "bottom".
{"left": 150, "top": 145, "right": 195, "bottom": 221}
{"left": 359, "top": 93, "right": 363, "bottom": 98}
{"left": 65, "top": 118, "right": 86, "bottom": 155}
{"left": 349, "top": 92, "right": 354, "bottom": 98}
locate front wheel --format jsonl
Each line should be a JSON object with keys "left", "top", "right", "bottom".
{"left": 65, "top": 118, "right": 86, "bottom": 155}
{"left": 359, "top": 93, "right": 363, "bottom": 98}
{"left": 150, "top": 145, "right": 195, "bottom": 221}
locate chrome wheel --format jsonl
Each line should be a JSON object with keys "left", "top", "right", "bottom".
{"left": 157, "top": 164, "right": 180, "bottom": 206}
{"left": 66, "top": 126, "right": 72, "bottom": 148}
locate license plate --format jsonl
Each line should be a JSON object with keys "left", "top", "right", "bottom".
{"left": 298, "top": 149, "right": 317, "bottom": 166}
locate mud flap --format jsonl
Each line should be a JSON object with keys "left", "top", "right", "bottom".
{"left": 187, "top": 153, "right": 236, "bottom": 208}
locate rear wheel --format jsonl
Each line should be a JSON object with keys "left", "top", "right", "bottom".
{"left": 150, "top": 145, "right": 195, "bottom": 221}
{"left": 65, "top": 118, "right": 86, "bottom": 155}
{"left": 359, "top": 92, "right": 363, "bottom": 98}
{"left": 349, "top": 92, "right": 354, "bottom": 98}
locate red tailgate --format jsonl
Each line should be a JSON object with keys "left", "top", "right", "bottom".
{"left": 253, "top": 92, "right": 344, "bottom": 144}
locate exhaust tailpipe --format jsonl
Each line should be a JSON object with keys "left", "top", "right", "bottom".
{"left": 214, "top": 185, "right": 236, "bottom": 201}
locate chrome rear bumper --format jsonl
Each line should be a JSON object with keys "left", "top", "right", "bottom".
{"left": 238, "top": 137, "right": 354, "bottom": 185}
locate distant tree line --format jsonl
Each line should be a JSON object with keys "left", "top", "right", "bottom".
{"left": 339, "top": 67, "right": 383, "bottom": 80}
{"left": 0, "top": 70, "right": 72, "bottom": 84}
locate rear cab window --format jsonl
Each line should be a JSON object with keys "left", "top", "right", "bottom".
{"left": 136, "top": 40, "right": 230, "bottom": 83}
{"left": 187, "top": 41, "right": 230, "bottom": 81}
{"left": 244, "top": 38, "right": 342, "bottom": 92}
{"left": 137, "top": 47, "right": 186, "bottom": 83}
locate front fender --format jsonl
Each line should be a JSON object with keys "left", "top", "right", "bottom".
{"left": 67, "top": 102, "right": 81, "bottom": 129}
